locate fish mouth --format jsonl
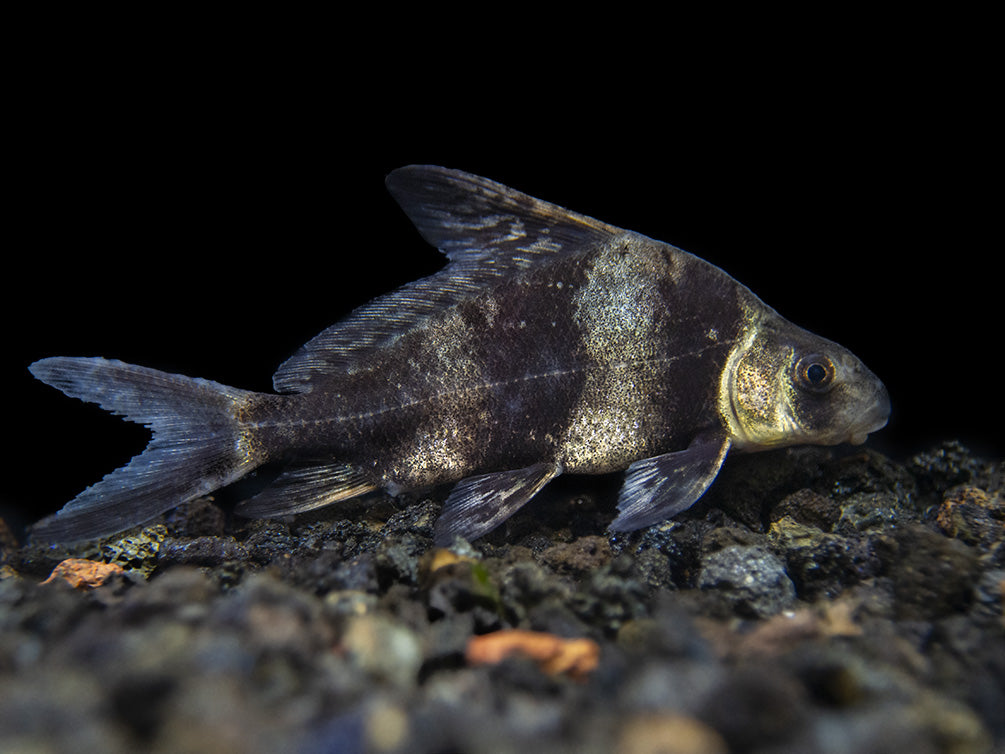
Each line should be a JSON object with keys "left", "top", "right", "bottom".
{"left": 847, "top": 383, "right": 891, "bottom": 445}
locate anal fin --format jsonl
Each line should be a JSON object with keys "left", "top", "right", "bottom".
{"left": 433, "top": 462, "right": 561, "bottom": 546}
{"left": 235, "top": 460, "right": 377, "bottom": 518}
{"left": 610, "top": 432, "right": 731, "bottom": 532}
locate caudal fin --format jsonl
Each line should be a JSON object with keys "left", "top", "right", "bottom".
{"left": 29, "top": 357, "right": 263, "bottom": 544}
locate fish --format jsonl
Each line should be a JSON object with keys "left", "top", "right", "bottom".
{"left": 28, "top": 165, "right": 891, "bottom": 545}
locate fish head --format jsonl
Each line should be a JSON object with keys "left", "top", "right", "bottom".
{"left": 721, "top": 314, "right": 890, "bottom": 452}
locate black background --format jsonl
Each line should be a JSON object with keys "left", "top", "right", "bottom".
{"left": 4, "top": 30, "right": 998, "bottom": 533}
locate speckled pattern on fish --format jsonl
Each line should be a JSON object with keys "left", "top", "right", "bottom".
{"left": 27, "top": 166, "right": 890, "bottom": 545}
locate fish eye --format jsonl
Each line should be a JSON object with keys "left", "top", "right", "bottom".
{"left": 795, "top": 353, "right": 835, "bottom": 393}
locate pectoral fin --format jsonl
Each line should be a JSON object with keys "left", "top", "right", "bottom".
{"left": 434, "top": 462, "right": 562, "bottom": 545}
{"left": 610, "top": 433, "right": 731, "bottom": 532}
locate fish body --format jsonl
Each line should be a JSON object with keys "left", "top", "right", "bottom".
{"left": 29, "top": 166, "right": 890, "bottom": 544}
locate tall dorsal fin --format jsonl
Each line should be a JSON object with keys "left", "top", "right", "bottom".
{"left": 272, "top": 166, "right": 627, "bottom": 394}
{"left": 385, "top": 165, "right": 621, "bottom": 263}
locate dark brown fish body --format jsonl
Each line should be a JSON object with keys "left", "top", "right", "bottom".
{"left": 29, "top": 166, "right": 890, "bottom": 544}
{"left": 256, "top": 241, "right": 738, "bottom": 479}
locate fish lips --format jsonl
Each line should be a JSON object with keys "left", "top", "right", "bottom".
{"left": 847, "top": 381, "right": 891, "bottom": 445}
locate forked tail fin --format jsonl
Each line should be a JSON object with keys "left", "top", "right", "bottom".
{"left": 28, "top": 357, "right": 264, "bottom": 544}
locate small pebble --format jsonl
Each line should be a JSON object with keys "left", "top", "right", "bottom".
{"left": 698, "top": 545, "right": 796, "bottom": 618}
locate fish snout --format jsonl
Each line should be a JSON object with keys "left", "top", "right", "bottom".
{"left": 847, "top": 379, "right": 891, "bottom": 445}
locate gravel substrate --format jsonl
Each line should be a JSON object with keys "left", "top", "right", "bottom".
{"left": 2, "top": 440, "right": 1002, "bottom": 753}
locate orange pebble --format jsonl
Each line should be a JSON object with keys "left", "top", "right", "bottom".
{"left": 465, "top": 629, "right": 599, "bottom": 681}
{"left": 42, "top": 558, "right": 125, "bottom": 589}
